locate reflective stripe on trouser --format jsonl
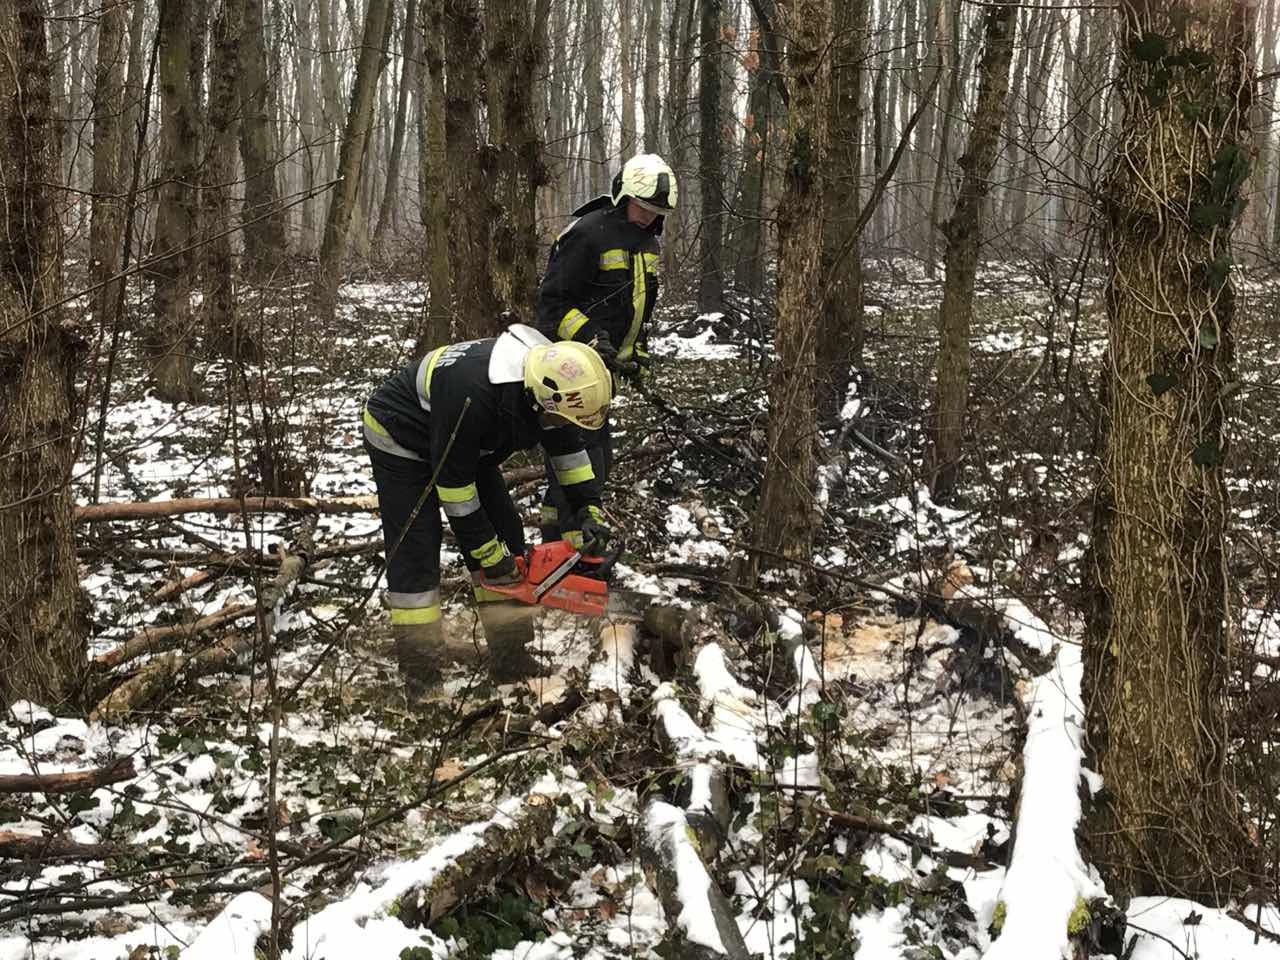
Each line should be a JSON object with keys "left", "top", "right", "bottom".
{"left": 541, "top": 420, "right": 611, "bottom": 539}
{"left": 388, "top": 588, "right": 441, "bottom": 624}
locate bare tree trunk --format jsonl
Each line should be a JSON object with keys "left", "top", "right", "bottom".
{"left": 147, "top": 0, "right": 201, "bottom": 403}
{"left": 619, "top": 0, "right": 636, "bottom": 156}
{"left": 1083, "top": 0, "right": 1256, "bottom": 904}
{"left": 418, "top": 0, "right": 452, "bottom": 349}
{"left": 295, "top": 0, "right": 321, "bottom": 252}
{"left": 374, "top": 0, "right": 418, "bottom": 251}
{"left": 314, "top": 0, "right": 393, "bottom": 321}
{"left": 664, "top": 0, "right": 696, "bottom": 275}
{"left": 206, "top": 0, "right": 252, "bottom": 358}
{"left": 696, "top": 0, "right": 724, "bottom": 313}
{"left": 924, "top": 0, "right": 960, "bottom": 274}
{"left": 643, "top": 0, "right": 661, "bottom": 152}
{"left": 487, "top": 0, "right": 549, "bottom": 314}
{"left": 90, "top": 0, "right": 127, "bottom": 330}
{"left": 748, "top": 0, "right": 830, "bottom": 575}
{"left": 584, "top": 0, "right": 608, "bottom": 190}
{"left": 240, "top": 0, "right": 287, "bottom": 271}
{"left": 816, "top": 0, "right": 866, "bottom": 417}
{"left": 728, "top": 2, "right": 777, "bottom": 296}
{"left": 926, "top": 0, "right": 1016, "bottom": 503}
{"left": 444, "top": 0, "right": 501, "bottom": 336}
{"left": 317, "top": 0, "right": 343, "bottom": 202}
{"left": 0, "top": 0, "right": 85, "bottom": 708}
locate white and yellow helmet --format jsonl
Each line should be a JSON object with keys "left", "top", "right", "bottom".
{"left": 524, "top": 341, "right": 613, "bottom": 430}
{"left": 611, "top": 153, "right": 678, "bottom": 214}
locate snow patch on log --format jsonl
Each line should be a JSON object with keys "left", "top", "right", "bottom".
{"left": 980, "top": 611, "right": 1104, "bottom": 960}
{"left": 181, "top": 892, "right": 272, "bottom": 960}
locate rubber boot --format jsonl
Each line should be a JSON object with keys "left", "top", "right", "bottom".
{"left": 539, "top": 504, "right": 561, "bottom": 545}
{"left": 391, "top": 620, "right": 446, "bottom": 702}
{"left": 478, "top": 601, "right": 552, "bottom": 682}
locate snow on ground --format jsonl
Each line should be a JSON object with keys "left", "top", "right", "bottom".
{"left": 10, "top": 271, "right": 1280, "bottom": 958}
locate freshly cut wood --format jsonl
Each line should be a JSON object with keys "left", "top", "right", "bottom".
{"left": 396, "top": 793, "right": 557, "bottom": 928}
{"left": 0, "top": 757, "right": 136, "bottom": 794}
{"left": 94, "top": 604, "right": 255, "bottom": 671}
{"left": 151, "top": 567, "right": 220, "bottom": 601}
{"left": 0, "top": 831, "right": 124, "bottom": 861}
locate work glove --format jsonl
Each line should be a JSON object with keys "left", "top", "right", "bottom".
{"left": 626, "top": 346, "right": 652, "bottom": 386}
{"left": 481, "top": 552, "right": 522, "bottom": 586}
{"left": 566, "top": 505, "right": 612, "bottom": 553}
{"left": 591, "top": 336, "right": 619, "bottom": 369}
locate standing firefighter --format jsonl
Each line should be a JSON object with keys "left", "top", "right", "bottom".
{"left": 535, "top": 153, "right": 677, "bottom": 542}
{"left": 363, "top": 324, "right": 613, "bottom": 699}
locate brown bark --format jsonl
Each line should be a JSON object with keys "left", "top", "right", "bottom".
{"left": 584, "top": 0, "right": 608, "bottom": 189}
{"left": 90, "top": 0, "right": 127, "bottom": 332}
{"left": 643, "top": 0, "right": 661, "bottom": 152}
{"left": 374, "top": 0, "right": 419, "bottom": 250}
{"left": 444, "top": 0, "right": 502, "bottom": 336}
{"left": 728, "top": 3, "right": 778, "bottom": 296}
{"left": 620, "top": 0, "right": 636, "bottom": 157}
{"left": 1083, "top": 0, "right": 1256, "bottom": 903}
{"left": 696, "top": 0, "right": 724, "bottom": 313}
{"left": 747, "top": 0, "right": 830, "bottom": 574}
{"left": 816, "top": 0, "right": 867, "bottom": 418}
{"left": 0, "top": 0, "right": 85, "bottom": 710}
{"left": 418, "top": 0, "right": 452, "bottom": 350}
{"left": 93, "top": 603, "right": 256, "bottom": 671}
{"left": 146, "top": 0, "right": 201, "bottom": 403}
{"left": 314, "top": 0, "right": 393, "bottom": 322}
{"left": 239, "top": 0, "right": 287, "bottom": 271}
{"left": 487, "top": 0, "right": 549, "bottom": 314}
{"left": 926, "top": 0, "right": 1016, "bottom": 503}
{"left": 0, "top": 758, "right": 136, "bottom": 795}
{"left": 75, "top": 494, "right": 380, "bottom": 522}
{"left": 205, "top": 0, "right": 252, "bottom": 359}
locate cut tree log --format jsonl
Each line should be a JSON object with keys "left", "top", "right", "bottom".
{"left": 0, "top": 757, "right": 136, "bottom": 794}
{"left": 93, "top": 604, "right": 255, "bottom": 671}
{"left": 395, "top": 792, "right": 557, "bottom": 928}
{"left": 640, "top": 801, "right": 751, "bottom": 960}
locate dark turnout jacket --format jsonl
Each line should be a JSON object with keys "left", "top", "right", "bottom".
{"left": 535, "top": 201, "right": 660, "bottom": 361}
{"left": 363, "top": 331, "right": 601, "bottom": 567}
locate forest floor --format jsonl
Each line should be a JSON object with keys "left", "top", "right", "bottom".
{"left": 3, "top": 258, "right": 1280, "bottom": 959}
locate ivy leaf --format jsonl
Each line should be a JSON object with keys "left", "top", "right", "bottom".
{"left": 1202, "top": 255, "right": 1231, "bottom": 290}
{"left": 1132, "top": 32, "right": 1168, "bottom": 62}
{"left": 1189, "top": 203, "right": 1228, "bottom": 231}
{"left": 571, "top": 841, "right": 594, "bottom": 859}
{"left": 1198, "top": 327, "right": 1219, "bottom": 349}
{"left": 1192, "top": 441, "right": 1223, "bottom": 467}
{"left": 1146, "top": 373, "right": 1176, "bottom": 396}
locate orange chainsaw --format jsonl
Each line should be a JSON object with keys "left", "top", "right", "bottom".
{"left": 480, "top": 539, "right": 622, "bottom": 617}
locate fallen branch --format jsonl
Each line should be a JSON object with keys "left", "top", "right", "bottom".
{"left": 0, "top": 757, "right": 136, "bottom": 795}
{"left": 93, "top": 604, "right": 255, "bottom": 671}
{"left": 0, "top": 830, "right": 124, "bottom": 861}
{"left": 75, "top": 495, "right": 378, "bottom": 523}
{"left": 91, "top": 525, "right": 316, "bottom": 722}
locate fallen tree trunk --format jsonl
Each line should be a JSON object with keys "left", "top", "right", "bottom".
{"left": 0, "top": 757, "right": 136, "bottom": 795}
{"left": 93, "top": 604, "right": 255, "bottom": 671}
{"left": 640, "top": 801, "right": 751, "bottom": 960}
{"left": 0, "top": 831, "right": 124, "bottom": 861}
{"left": 396, "top": 792, "right": 557, "bottom": 928}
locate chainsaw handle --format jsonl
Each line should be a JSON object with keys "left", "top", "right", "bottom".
{"left": 585, "top": 541, "right": 622, "bottom": 581}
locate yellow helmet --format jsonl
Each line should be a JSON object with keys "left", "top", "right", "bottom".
{"left": 524, "top": 342, "right": 613, "bottom": 430}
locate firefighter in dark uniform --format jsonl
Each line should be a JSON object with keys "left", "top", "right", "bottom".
{"left": 535, "top": 153, "right": 677, "bottom": 542}
{"left": 363, "top": 324, "right": 613, "bottom": 698}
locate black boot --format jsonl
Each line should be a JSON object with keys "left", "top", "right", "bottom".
{"left": 391, "top": 620, "right": 446, "bottom": 702}
{"left": 478, "top": 601, "right": 552, "bottom": 682}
